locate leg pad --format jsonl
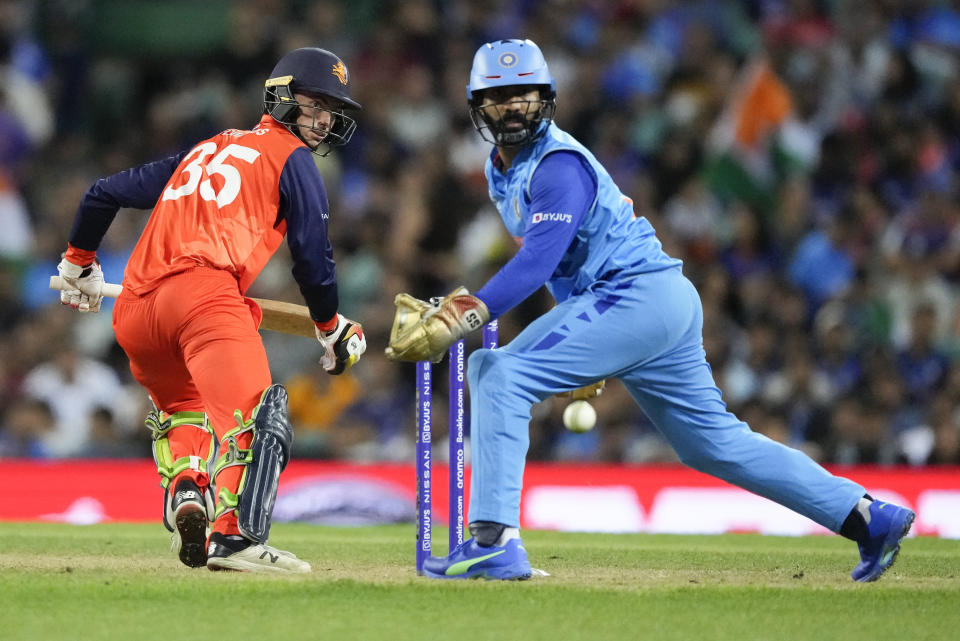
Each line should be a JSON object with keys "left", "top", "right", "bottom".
{"left": 214, "top": 385, "right": 293, "bottom": 543}
{"left": 146, "top": 409, "right": 215, "bottom": 531}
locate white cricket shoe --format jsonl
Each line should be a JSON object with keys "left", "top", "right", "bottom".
{"left": 206, "top": 532, "right": 311, "bottom": 573}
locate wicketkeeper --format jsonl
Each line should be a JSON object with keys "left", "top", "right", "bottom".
{"left": 387, "top": 39, "right": 914, "bottom": 583}
{"left": 56, "top": 47, "right": 367, "bottom": 572}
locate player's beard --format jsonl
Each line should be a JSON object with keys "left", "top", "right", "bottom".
{"left": 495, "top": 112, "right": 532, "bottom": 146}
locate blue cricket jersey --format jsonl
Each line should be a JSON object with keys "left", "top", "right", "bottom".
{"left": 476, "top": 122, "right": 682, "bottom": 319}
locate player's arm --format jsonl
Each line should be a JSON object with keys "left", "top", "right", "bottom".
{"left": 67, "top": 151, "right": 189, "bottom": 253}
{"left": 386, "top": 151, "right": 596, "bottom": 362}
{"left": 58, "top": 151, "right": 188, "bottom": 312}
{"left": 279, "top": 148, "right": 365, "bottom": 374}
{"left": 473, "top": 150, "right": 595, "bottom": 318}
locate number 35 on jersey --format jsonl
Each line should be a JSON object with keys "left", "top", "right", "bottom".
{"left": 162, "top": 142, "right": 261, "bottom": 208}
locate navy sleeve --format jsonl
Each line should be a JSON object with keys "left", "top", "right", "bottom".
{"left": 68, "top": 151, "right": 188, "bottom": 250}
{"left": 475, "top": 151, "right": 596, "bottom": 319}
{"left": 279, "top": 147, "right": 339, "bottom": 324}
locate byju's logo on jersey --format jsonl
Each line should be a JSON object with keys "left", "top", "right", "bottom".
{"left": 531, "top": 212, "right": 573, "bottom": 224}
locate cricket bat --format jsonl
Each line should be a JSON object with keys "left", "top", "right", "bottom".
{"left": 49, "top": 276, "right": 317, "bottom": 339}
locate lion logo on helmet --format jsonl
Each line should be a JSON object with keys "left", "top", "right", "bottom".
{"left": 331, "top": 60, "right": 348, "bottom": 85}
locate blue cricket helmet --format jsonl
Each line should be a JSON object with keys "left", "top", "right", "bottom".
{"left": 466, "top": 39, "right": 557, "bottom": 147}
{"left": 466, "top": 39, "right": 556, "bottom": 102}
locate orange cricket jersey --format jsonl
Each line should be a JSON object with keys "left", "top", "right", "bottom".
{"left": 123, "top": 114, "right": 306, "bottom": 295}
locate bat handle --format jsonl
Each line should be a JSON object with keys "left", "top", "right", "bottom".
{"left": 49, "top": 275, "right": 124, "bottom": 298}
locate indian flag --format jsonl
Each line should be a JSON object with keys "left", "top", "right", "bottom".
{"left": 703, "top": 57, "right": 817, "bottom": 216}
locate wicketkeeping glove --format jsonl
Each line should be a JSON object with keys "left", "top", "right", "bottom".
{"left": 557, "top": 380, "right": 606, "bottom": 400}
{"left": 315, "top": 313, "right": 367, "bottom": 375}
{"left": 57, "top": 255, "right": 106, "bottom": 313}
{"left": 385, "top": 287, "right": 489, "bottom": 362}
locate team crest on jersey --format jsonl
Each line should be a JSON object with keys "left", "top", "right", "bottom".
{"left": 332, "top": 61, "right": 348, "bottom": 85}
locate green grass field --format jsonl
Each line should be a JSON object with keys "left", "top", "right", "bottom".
{"left": 0, "top": 523, "right": 957, "bottom": 641}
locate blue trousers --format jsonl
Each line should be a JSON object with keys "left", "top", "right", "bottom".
{"left": 467, "top": 267, "right": 865, "bottom": 531}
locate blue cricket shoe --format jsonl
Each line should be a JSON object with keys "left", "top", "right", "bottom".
{"left": 422, "top": 537, "right": 532, "bottom": 580}
{"left": 851, "top": 500, "right": 915, "bottom": 582}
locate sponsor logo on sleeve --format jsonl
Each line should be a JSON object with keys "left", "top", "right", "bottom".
{"left": 531, "top": 212, "right": 573, "bottom": 224}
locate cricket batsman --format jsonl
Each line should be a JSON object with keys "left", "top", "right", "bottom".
{"left": 55, "top": 47, "right": 367, "bottom": 572}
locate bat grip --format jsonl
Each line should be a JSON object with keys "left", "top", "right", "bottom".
{"left": 49, "top": 275, "right": 124, "bottom": 298}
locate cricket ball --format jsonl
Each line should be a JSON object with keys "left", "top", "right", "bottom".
{"left": 563, "top": 400, "right": 597, "bottom": 433}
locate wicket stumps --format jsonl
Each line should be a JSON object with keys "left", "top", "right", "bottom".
{"left": 416, "top": 321, "right": 498, "bottom": 574}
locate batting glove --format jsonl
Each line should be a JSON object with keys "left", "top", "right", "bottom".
{"left": 57, "top": 255, "right": 105, "bottom": 313}
{"left": 315, "top": 313, "right": 367, "bottom": 375}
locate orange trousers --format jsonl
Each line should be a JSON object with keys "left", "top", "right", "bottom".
{"left": 113, "top": 267, "right": 269, "bottom": 536}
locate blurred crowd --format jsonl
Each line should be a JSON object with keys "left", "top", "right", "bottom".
{"left": 2, "top": 0, "right": 960, "bottom": 467}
